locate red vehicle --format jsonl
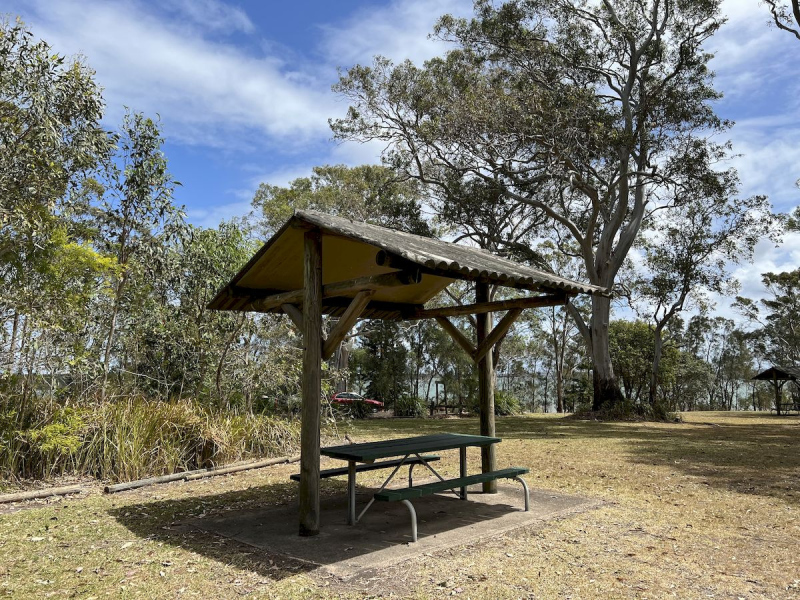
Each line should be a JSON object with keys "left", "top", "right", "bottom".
{"left": 330, "top": 392, "right": 384, "bottom": 411}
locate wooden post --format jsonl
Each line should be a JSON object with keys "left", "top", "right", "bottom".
{"left": 299, "top": 229, "right": 322, "bottom": 536}
{"left": 476, "top": 282, "right": 497, "bottom": 493}
{"left": 774, "top": 371, "right": 781, "bottom": 416}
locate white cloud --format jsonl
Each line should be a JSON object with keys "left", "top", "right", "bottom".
{"left": 188, "top": 200, "right": 253, "bottom": 229}
{"left": 318, "top": 0, "right": 472, "bottom": 68}
{"left": 726, "top": 124, "right": 800, "bottom": 212}
{"left": 733, "top": 232, "right": 800, "bottom": 294}
{"left": 710, "top": 0, "right": 800, "bottom": 101}
{"left": 329, "top": 138, "right": 387, "bottom": 166}
{"left": 243, "top": 164, "right": 319, "bottom": 191}
{"left": 163, "top": 0, "right": 254, "bottom": 34}
{"left": 14, "top": 0, "right": 336, "bottom": 149}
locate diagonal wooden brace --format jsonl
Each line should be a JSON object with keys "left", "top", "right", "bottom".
{"left": 435, "top": 316, "right": 477, "bottom": 357}
{"left": 281, "top": 303, "right": 305, "bottom": 331}
{"left": 322, "top": 290, "right": 375, "bottom": 360}
{"left": 472, "top": 308, "right": 523, "bottom": 363}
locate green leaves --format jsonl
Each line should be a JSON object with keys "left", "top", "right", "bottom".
{"left": 0, "top": 18, "right": 109, "bottom": 263}
{"left": 251, "top": 164, "right": 432, "bottom": 239}
{"left": 330, "top": 0, "right": 765, "bottom": 410}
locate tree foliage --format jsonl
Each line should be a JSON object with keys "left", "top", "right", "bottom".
{"left": 736, "top": 269, "right": 800, "bottom": 366}
{"left": 627, "top": 185, "right": 775, "bottom": 405}
{"left": 0, "top": 18, "right": 109, "bottom": 265}
{"left": 332, "top": 0, "right": 732, "bottom": 411}
{"left": 765, "top": 0, "right": 800, "bottom": 40}
{"left": 251, "top": 164, "right": 431, "bottom": 237}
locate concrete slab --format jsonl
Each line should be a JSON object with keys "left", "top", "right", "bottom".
{"left": 189, "top": 483, "right": 602, "bottom": 579}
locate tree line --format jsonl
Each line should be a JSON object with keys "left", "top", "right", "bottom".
{"left": 2, "top": 0, "right": 799, "bottom": 476}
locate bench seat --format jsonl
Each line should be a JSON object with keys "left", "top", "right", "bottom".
{"left": 290, "top": 455, "right": 440, "bottom": 482}
{"left": 374, "top": 466, "right": 528, "bottom": 501}
{"left": 373, "top": 466, "right": 530, "bottom": 541}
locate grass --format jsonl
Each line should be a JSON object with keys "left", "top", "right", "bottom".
{"left": 1, "top": 398, "right": 300, "bottom": 482}
{"left": 0, "top": 411, "right": 798, "bottom": 598}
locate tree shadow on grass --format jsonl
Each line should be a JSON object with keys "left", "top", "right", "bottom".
{"left": 109, "top": 474, "right": 528, "bottom": 583}
{"left": 359, "top": 414, "right": 800, "bottom": 505}
{"left": 619, "top": 419, "right": 799, "bottom": 505}
{"left": 108, "top": 480, "right": 321, "bottom": 582}
{"left": 516, "top": 414, "right": 798, "bottom": 506}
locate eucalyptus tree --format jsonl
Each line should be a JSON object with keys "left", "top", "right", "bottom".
{"left": 1, "top": 18, "right": 109, "bottom": 383}
{"left": 629, "top": 187, "right": 773, "bottom": 406}
{"left": 93, "top": 111, "right": 186, "bottom": 395}
{"left": 765, "top": 0, "right": 800, "bottom": 39}
{"left": 332, "top": 0, "right": 732, "bottom": 411}
{"left": 736, "top": 269, "right": 800, "bottom": 366}
{"left": 251, "top": 164, "right": 431, "bottom": 237}
{"left": 0, "top": 18, "right": 109, "bottom": 266}
{"left": 130, "top": 220, "right": 260, "bottom": 403}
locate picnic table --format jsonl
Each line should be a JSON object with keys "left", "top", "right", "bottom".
{"left": 319, "top": 433, "right": 529, "bottom": 541}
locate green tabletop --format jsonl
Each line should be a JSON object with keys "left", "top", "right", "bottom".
{"left": 321, "top": 433, "right": 501, "bottom": 463}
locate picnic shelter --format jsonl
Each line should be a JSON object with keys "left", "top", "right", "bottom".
{"left": 208, "top": 209, "right": 605, "bottom": 536}
{"left": 752, "top": 365, "right": 800, "bottom": 416}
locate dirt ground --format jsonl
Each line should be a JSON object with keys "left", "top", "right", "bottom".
{"left": 0, "top": 411, "right": 798, "bottom": 599}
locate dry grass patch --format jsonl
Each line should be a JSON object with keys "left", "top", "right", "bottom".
{"left": 1, "top": 412, "right": 798, "bottom": 598}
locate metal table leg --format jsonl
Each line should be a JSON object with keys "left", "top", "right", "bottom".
{"left": 347, "top": 461, "right": 356, "bottom": 525}
{"left": 459, "top": 447, "right": 467, "bottom": 499}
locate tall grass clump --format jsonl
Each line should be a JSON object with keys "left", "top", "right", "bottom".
{"left": 0, "top": 395, "right": 300, "bottom": 483}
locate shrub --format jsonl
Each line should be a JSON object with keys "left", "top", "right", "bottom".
{"left": 494, "top": 390, "right": 521, "bottom": 416}
{"left": 328, "top": 399, "right": 371, "bottom": 420}
{"left": 394, "top": 396, "right": 426, "bottom": 417}
{"left": 467, "top": 389, "right": 520, "bottom": 416}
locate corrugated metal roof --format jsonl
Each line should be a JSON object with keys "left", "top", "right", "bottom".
{"left": 752, "top": 366, "right": 800, "bottom": 381}
{"left": 208, "top": 209, "right": 606, "bottom": 318}
{"left": 298, "top": 210, "right": 604, "bottom": 296}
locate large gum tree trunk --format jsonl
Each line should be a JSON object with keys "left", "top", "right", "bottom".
{"left": 590, "top": 294, "right": 624, "bottom": 411}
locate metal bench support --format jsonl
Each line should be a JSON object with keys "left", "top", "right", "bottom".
{"left": 401, "top": 499, "right": 418, "bottom": 542}
{"left": 348, "top": 461, "right": 356, "bottom": 525}
{"left": 513, "top": 475, "right": 529, "bottom": 511}
{"left": 374, "top": 467, "right": 530, "bottom": 541}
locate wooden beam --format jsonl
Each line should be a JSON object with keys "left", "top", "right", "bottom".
{"left": 375, "top": 250, "right": 420, "bottom": 270}
{"left": 408, "top": 293, "right": 568, "bottom": 320}
{"left": 774, "top": 371, "right": 781, "bottom": 417}
{"left": 250, "top": 271, "right": 422, "bottom": 313}
{"left": 281, "top": 303, "right": 304, "bottom": 331}
{"left": 322, "top": 290, "right": 374, "bottom": 360}
{"left": 325, "top": 270, "right": 421, "bottom": 295}
{"left": 299, "top": 229, "right": 322, "bottom": 537}
{"left": 435, "top": 316, "right": 476, "bottom": 357}
{"left": 472, "top": 308, "right": 523, "bottom": 364}
{"left": 252, "top": 288, "right": 304, "bottom": 313}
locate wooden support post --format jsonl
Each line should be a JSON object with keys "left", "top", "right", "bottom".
{"left": 774, "top": 371, "right": 781, "bottom": 416}
{"left": 299, "top": 229, "right": 322, "bottom": 536}
{"left": 476, "top": 282, "right": 497, "bottom": 493}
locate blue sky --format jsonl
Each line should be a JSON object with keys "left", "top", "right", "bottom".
{"left": 6, "top": 0, "right": 800, "bottom": 315}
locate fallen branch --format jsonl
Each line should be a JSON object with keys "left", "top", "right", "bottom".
{"left": 104, "top": 454, "right": 302, "bottom": 493}
{"left": 104, "top": 471, "right": 192, "bottom": 494}
{"left": 183, "top": 454, "right": 301, "bottom": 482}
{"left": 0, "top": 484, "right": 83, "bottom": 504}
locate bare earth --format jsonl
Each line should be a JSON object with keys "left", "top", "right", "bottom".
{"left": 0, "top": 411, "right": 798, "bottom": 599}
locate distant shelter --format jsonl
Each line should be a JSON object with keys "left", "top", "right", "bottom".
{"left": 752, "top": 366, "right": 800, "bottom": 416}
